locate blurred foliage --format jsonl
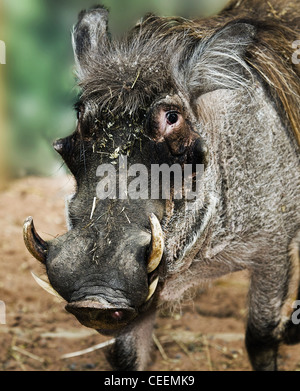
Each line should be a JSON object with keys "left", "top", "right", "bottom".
{"left": 2, "top": 0, "right": 228, "bottom": 177}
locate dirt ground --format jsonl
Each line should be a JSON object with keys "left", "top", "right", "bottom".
{"left": 0, "top": 175, "right": 299, "bottom": 372}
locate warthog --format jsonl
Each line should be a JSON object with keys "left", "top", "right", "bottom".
{"left": 23, "top": 0, "right": 300, "bottom": 370}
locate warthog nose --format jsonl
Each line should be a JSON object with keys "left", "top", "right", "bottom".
{"left": 65, "top": 300, "right": 137, "bottom": 331}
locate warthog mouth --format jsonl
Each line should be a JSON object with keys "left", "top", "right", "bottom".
{"left": 65, "top": 299, "right": 137, "bottom": 333}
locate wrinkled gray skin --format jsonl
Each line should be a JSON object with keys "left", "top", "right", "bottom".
{"left": 39, "top": 5, "right": 300, "bottom": 371}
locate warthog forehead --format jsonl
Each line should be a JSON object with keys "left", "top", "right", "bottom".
{"left": 78, "top": 45, "right": 174, "bottom": 116}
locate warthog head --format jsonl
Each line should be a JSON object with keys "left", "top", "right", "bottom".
{"left": 23, "top": 6, "right": 212, "bottom": 334}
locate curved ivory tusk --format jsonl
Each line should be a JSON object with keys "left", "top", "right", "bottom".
{"left": 147, "top": 213, "right": 164, "bottom": 273}
{"left": 145, "top": 276, "right": 159, "bottom": 302}
{"left": 31, "top": 271, "right": 64, "bottom": 301}
{"left": 23, "top": 216, "right": 48, "bottom": 264}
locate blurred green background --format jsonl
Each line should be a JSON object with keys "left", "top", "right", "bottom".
{"left": 1, "top": 0, "right": 228, "bottom": 178}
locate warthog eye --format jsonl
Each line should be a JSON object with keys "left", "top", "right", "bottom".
{"left": 166, "top": 111, "right": 179, "bottom": 125}
{"left": 74, "top": 101, "right": 84, "bottom": 120}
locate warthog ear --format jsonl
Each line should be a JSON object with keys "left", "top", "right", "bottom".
{"left": 72, "top": 6, "right": 110, "bottom": 78}
{"left": 182, "top": 22, "right": 257, "bottom": 96}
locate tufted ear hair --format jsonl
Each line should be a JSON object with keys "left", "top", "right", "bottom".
{"left": 182, "top": 22, "right": 257, "bottom": 97}
{"left": 72, "top": 5, "right": 110, "bottom": 79}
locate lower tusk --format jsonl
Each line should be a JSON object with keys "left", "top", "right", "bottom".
{"left": 146, "top": 276, "right": 159, "bottom": 302}
{"left": 31, "top": 271, "right": 64, "bottom": 301}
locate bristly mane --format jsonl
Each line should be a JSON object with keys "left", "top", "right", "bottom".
{"left": 75, "top": 0, "right": 300, "bottom": 147}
